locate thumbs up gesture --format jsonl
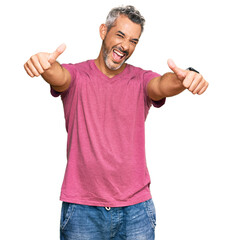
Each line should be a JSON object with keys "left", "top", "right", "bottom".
{"left": 167, "top": 59, "right": 209, "bottom": 95}
{"left": 24, "top": 44, "right": 66, "bottom": 77}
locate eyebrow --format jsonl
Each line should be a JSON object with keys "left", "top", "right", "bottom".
{"left": 117, "top": 31, "right": 139, "bottom": 42}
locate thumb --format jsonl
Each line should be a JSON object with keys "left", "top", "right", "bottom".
{"left": 167, "top": 59, "right": 186, "bottom": 80}
{"left": 48, "top": 43, "right": 66, "bottom": 64}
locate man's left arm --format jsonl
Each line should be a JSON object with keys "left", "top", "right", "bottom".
{"left": 147, "top": 59, "right": 209, "bottom": 101}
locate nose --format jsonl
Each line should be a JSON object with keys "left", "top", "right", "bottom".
{"left": 120, "top": 39, "right": 130, "bottom": 52}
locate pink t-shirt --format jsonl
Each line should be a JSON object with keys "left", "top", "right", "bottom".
{"left": 51, "top": 60, "right": 165, "bottom": 207}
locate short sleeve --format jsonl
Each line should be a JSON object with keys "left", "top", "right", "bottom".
{"left": 50, "top": 63, "right": 77, "bottom": 98}
{"left": 143, "top": 71, "right": 166, "bottom": 108}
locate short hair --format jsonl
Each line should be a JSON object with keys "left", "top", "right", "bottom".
{"left": 105, "top": 5, "right": 145, "bottom": 34}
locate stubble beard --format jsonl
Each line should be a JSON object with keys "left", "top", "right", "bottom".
{"left": 102, "top": 40, "right": 127, "bottom": 71}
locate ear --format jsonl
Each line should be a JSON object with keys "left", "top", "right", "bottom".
{"left": 99, "top": 24, "right": 108, "bottom": 40}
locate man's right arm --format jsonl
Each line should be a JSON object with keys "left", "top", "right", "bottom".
{"left": 24, "top": 43, "right": 71, "bottom": 93}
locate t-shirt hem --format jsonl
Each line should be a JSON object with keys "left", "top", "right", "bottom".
{"left": 59, "top": 194, "right": 152, "bottom": 207}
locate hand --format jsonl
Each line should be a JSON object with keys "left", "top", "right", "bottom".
{"left": 167, "top": 59, "right": 209, "bottom": 95}
{"left": 24, "top": 43, "right": 66, "bottom": 77}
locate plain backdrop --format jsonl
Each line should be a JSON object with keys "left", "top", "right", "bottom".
{"left": 1, "top": 0, "right": 231, "bottom": 239}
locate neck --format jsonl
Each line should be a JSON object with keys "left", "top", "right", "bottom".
{"left": 95, "top": 48, "right": 126, "bottom": 78}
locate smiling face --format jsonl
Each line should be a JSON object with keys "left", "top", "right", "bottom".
{"left": 99, "top": 15, "right": 142, "bottom": 71}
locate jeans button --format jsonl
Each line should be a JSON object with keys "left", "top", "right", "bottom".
{"left": 105, "top": 207, "right": 111, "bottom": 211}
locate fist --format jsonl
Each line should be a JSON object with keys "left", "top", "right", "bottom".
{"left": 168, "top": 59, "right": 209, "bottom": 95}
{"left": 24, "top": 43, "right": 66, "bottom": 77}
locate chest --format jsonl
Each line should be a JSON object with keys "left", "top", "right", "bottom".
{"left": 78, "top": 76, "right": 144, "bottom": 113}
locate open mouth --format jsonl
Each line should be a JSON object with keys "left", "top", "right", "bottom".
{"left": 112, "top": 49, "right": 126, "bottom": 63}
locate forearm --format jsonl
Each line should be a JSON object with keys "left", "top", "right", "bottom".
{"left": 159, "top": 72, "right": 186, "bottom": 97}
{"left": 148, "top": 60, "right": 208, "bottom": 101}
{"left": 41, "top": 61, "right": 66, "bottom": 87}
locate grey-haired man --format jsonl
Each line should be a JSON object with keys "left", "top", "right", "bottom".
{"left": 24, "top": 5, "right": 208, "bottom": 240}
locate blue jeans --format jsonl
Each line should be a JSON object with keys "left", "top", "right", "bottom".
{"left": 60, "top": 199, "right": 156, "bottom": 240}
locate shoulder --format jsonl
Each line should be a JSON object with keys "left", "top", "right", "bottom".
{"left": 127, "top": 64, "right": 160, "bottom": 79}
{"left": 127, "top": 64, "right": 145, "bottom": 74}
{"left": 62, "top": 59, "right": 92, "bottom": 70}
{"left": 61, "top": 60, "right": 93, "bottom": 78}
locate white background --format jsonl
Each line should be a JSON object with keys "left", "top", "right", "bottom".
{"left": 1, "top": 0, "right": 231, "bottom": 239}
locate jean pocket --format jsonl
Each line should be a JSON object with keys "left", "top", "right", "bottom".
{"left": 144, "top": 199, "right": 156, "bottom": 230}
{"left": 60, "top": 202, "right": 76, "bottom": 231}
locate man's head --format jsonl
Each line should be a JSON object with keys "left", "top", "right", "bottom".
{"left": 105, "top": 6, "right": 145, "bottom": 35}
{"left": 99, "top": 6, "right": 145, "bottom": 71}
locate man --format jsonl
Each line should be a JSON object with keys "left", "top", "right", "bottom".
{"left": 24, "top": 5, "right": 208, "bottom": 240}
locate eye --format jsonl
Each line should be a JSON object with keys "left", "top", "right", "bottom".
{"left": 116, "top": 34, "right": 124, "bottom": 38}
{"left": 130, "top": 40, "right": 137, "bottom": 45}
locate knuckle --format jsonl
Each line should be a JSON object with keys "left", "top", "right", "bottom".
{"left": 183, "top": 82, "right": 188, "bottom": 88}
{"left": 193, "top": 73, "right": 198, "bottom": 79}
{"left": 189, "top": 71, "right": 195, "bottom": 77}
{"left": 42, "top": 62, "right": 51, "bottom": 70}
{"left": 197, "top": 74, "right": 203, "bottom": 81}
{"left": 40, "top": 64, "right": 47, "bottom": 71}
{"left": 45, "top": 63, "right": 51, "bottom": 70}
{"left": 31, "top": 55, "right": 37, "bottom": 62}
{"left": 37, "top": 52, "right": 44, "bottom": 60}
{"left": 39, "top": 69, "right": 45, "bottom": 74}
{"left": 183, "top": 81, "right": 190, "bottom": 89}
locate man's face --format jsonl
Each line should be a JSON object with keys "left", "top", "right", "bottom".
{"left": 102, "top": 15, "right": 142, "bottom": 71}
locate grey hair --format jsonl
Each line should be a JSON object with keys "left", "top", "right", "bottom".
{"left": 105, "top": 5, "right": 145, "bottom": 34}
